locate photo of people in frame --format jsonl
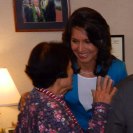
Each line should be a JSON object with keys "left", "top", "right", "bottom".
{"left": 22, "top": 0, "right": 63, "bottom": 23}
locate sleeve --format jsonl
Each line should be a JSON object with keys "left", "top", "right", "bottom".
{"left": 88, "top": 102, "right": 111, "bottom": 133}
{"left": 18, "top": 92, "right": 30, "bottom": 111}
{"left": 105, "top": 90, "right": 126, "bottom": 133}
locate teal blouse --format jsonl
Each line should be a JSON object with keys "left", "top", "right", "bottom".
{"left": 65, "top": 59, "right": 128, "bottom": 132}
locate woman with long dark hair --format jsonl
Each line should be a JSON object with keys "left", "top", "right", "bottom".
{"left": 62, "top": 7, "right": 127, "bottom": 132}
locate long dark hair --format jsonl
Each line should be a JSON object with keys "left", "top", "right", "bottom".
{"left": 62, "top": 7, "right": 116, "bottom": 76}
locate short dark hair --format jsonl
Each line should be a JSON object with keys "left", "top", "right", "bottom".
{"left": 62, "top": 7, "right": 116, "bottom": 76}
{"left": 25, "top": 42, "right": 71, "bottom": 88}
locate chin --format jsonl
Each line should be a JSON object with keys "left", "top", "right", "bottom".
{"left": 79, "top": 58, "right": 89, "bottom": 62}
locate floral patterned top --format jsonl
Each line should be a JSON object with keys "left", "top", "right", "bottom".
{"left": 15, "top": 88, "right": 110, "bottom": 133}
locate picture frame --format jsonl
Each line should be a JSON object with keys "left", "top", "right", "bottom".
{"left": 13, "top": 0, "right": 70, "bottom": 32}
{"left": 111, "top": 35, "right": 125, "bottom": 61}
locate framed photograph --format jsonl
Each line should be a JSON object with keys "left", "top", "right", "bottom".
{"left": 111, "top": 35, "right": 125, "bottom": 61}
{"left": 13, "top": 0, "right": 70, "bottom": 32}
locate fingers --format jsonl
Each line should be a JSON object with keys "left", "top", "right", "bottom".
{"left": 91, "top": 90, "right": 95, "bottom": 102}
{"left": 91, "top": 90, "right": 96, "bottom": 98}
{"left": 96, "top": 76, "right": 102, "bottom": 91}
{"left": 102, "top": 76, "right": 111, "bottom": 90}
{"left": 106, "top": 77, "right": 113, "bottom": 93}
{"left": 110, "top": 87, "right": 117, "bottom": 97}
{"left": 102, "top": 76, "right": 108, "bottom": 89}
{"left": 99, "top": 75, "right": 113, "bottom": 93}
{"left": 93, "top": 75, "right": 117, "bottom": 104}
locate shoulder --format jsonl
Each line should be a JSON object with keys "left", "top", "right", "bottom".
{"left": 111, "top": 59, "right": 126, "bottom": 67}
{"left": 111, "top": 75, "right": 133, "bottom": 105}
{"left": 116, "top": 74, "right": 133, "bottom": 91}
{"left": 107, "top": 59, "right": 128, "bottom": 85}
{"left": 109, "top": 59, "right": 127, "bottom": 75}
{"left": 111, "top": 75, "right": 133, "bottom": 120}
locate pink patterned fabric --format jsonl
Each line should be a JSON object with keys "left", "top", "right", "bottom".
{"left": 15, "top": 88, "right": 110, "bottom": 133}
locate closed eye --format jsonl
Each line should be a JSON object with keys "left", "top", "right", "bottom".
{"left": 84, "top": 39, "right": 91, "bottom": 44}
{"left": 71, "top": 39, "right": 79, "bottom": 44}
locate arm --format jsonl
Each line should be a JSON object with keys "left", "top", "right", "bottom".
{"left": 18, "top": 92, "right": 30, "bottom": 111}
{"left": 105, "top": 76, "right": 132, "bottom": 133}
{"left": 105, "top": 92, "right": 126, "bottom": 133}
{"left": 88, "top": 102, "right": 111, "bottom": 133}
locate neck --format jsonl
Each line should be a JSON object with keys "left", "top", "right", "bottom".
{"left": 78, "top": 60, "right": 96, "bottom": 70}
{"left": 47, "top": 80, "right": 67, "bottom": 96}
{"left": 79, "top": 70, "right": 94, "bottom": 76}
{"left": 35, "top": 86, "right": 64, "bottom": 96}
{"left": 46, "top": 86, "right": 62, "bottom": 96}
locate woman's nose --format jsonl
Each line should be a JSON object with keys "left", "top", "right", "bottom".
{"left": 78, "top": 43, "right": 84, "bottom": 52}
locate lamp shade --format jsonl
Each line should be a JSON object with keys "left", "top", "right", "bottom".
{"left": 0, "top": 68, "right": 20, "bottom": 106}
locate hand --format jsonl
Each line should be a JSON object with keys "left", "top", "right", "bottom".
{"left": 19, "top": 92, "right": 30, "bottom": 111}
{"left": 92, "top": 76, "right": 117, "bottom": 104}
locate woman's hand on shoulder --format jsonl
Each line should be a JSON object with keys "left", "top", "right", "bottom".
{"left": 19, "top": 92, "right": 30, "bottom": 111}
{"left": 92, "top": 76, "right": 117, "bottom": 104}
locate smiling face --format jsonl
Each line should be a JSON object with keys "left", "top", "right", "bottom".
{"left": 71, "top": 27, "right": 98, "bottom": 66}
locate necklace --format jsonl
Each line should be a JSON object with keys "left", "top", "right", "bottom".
{"left": 79, "top": 70, "right": 94, "bottom": 75}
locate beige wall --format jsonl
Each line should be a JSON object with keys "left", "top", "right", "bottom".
{"left": 0, "top": 0, "right": 133, "bottom": 128}
{"left": 1, "top": 0, "right": 133, "bottom": 95}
